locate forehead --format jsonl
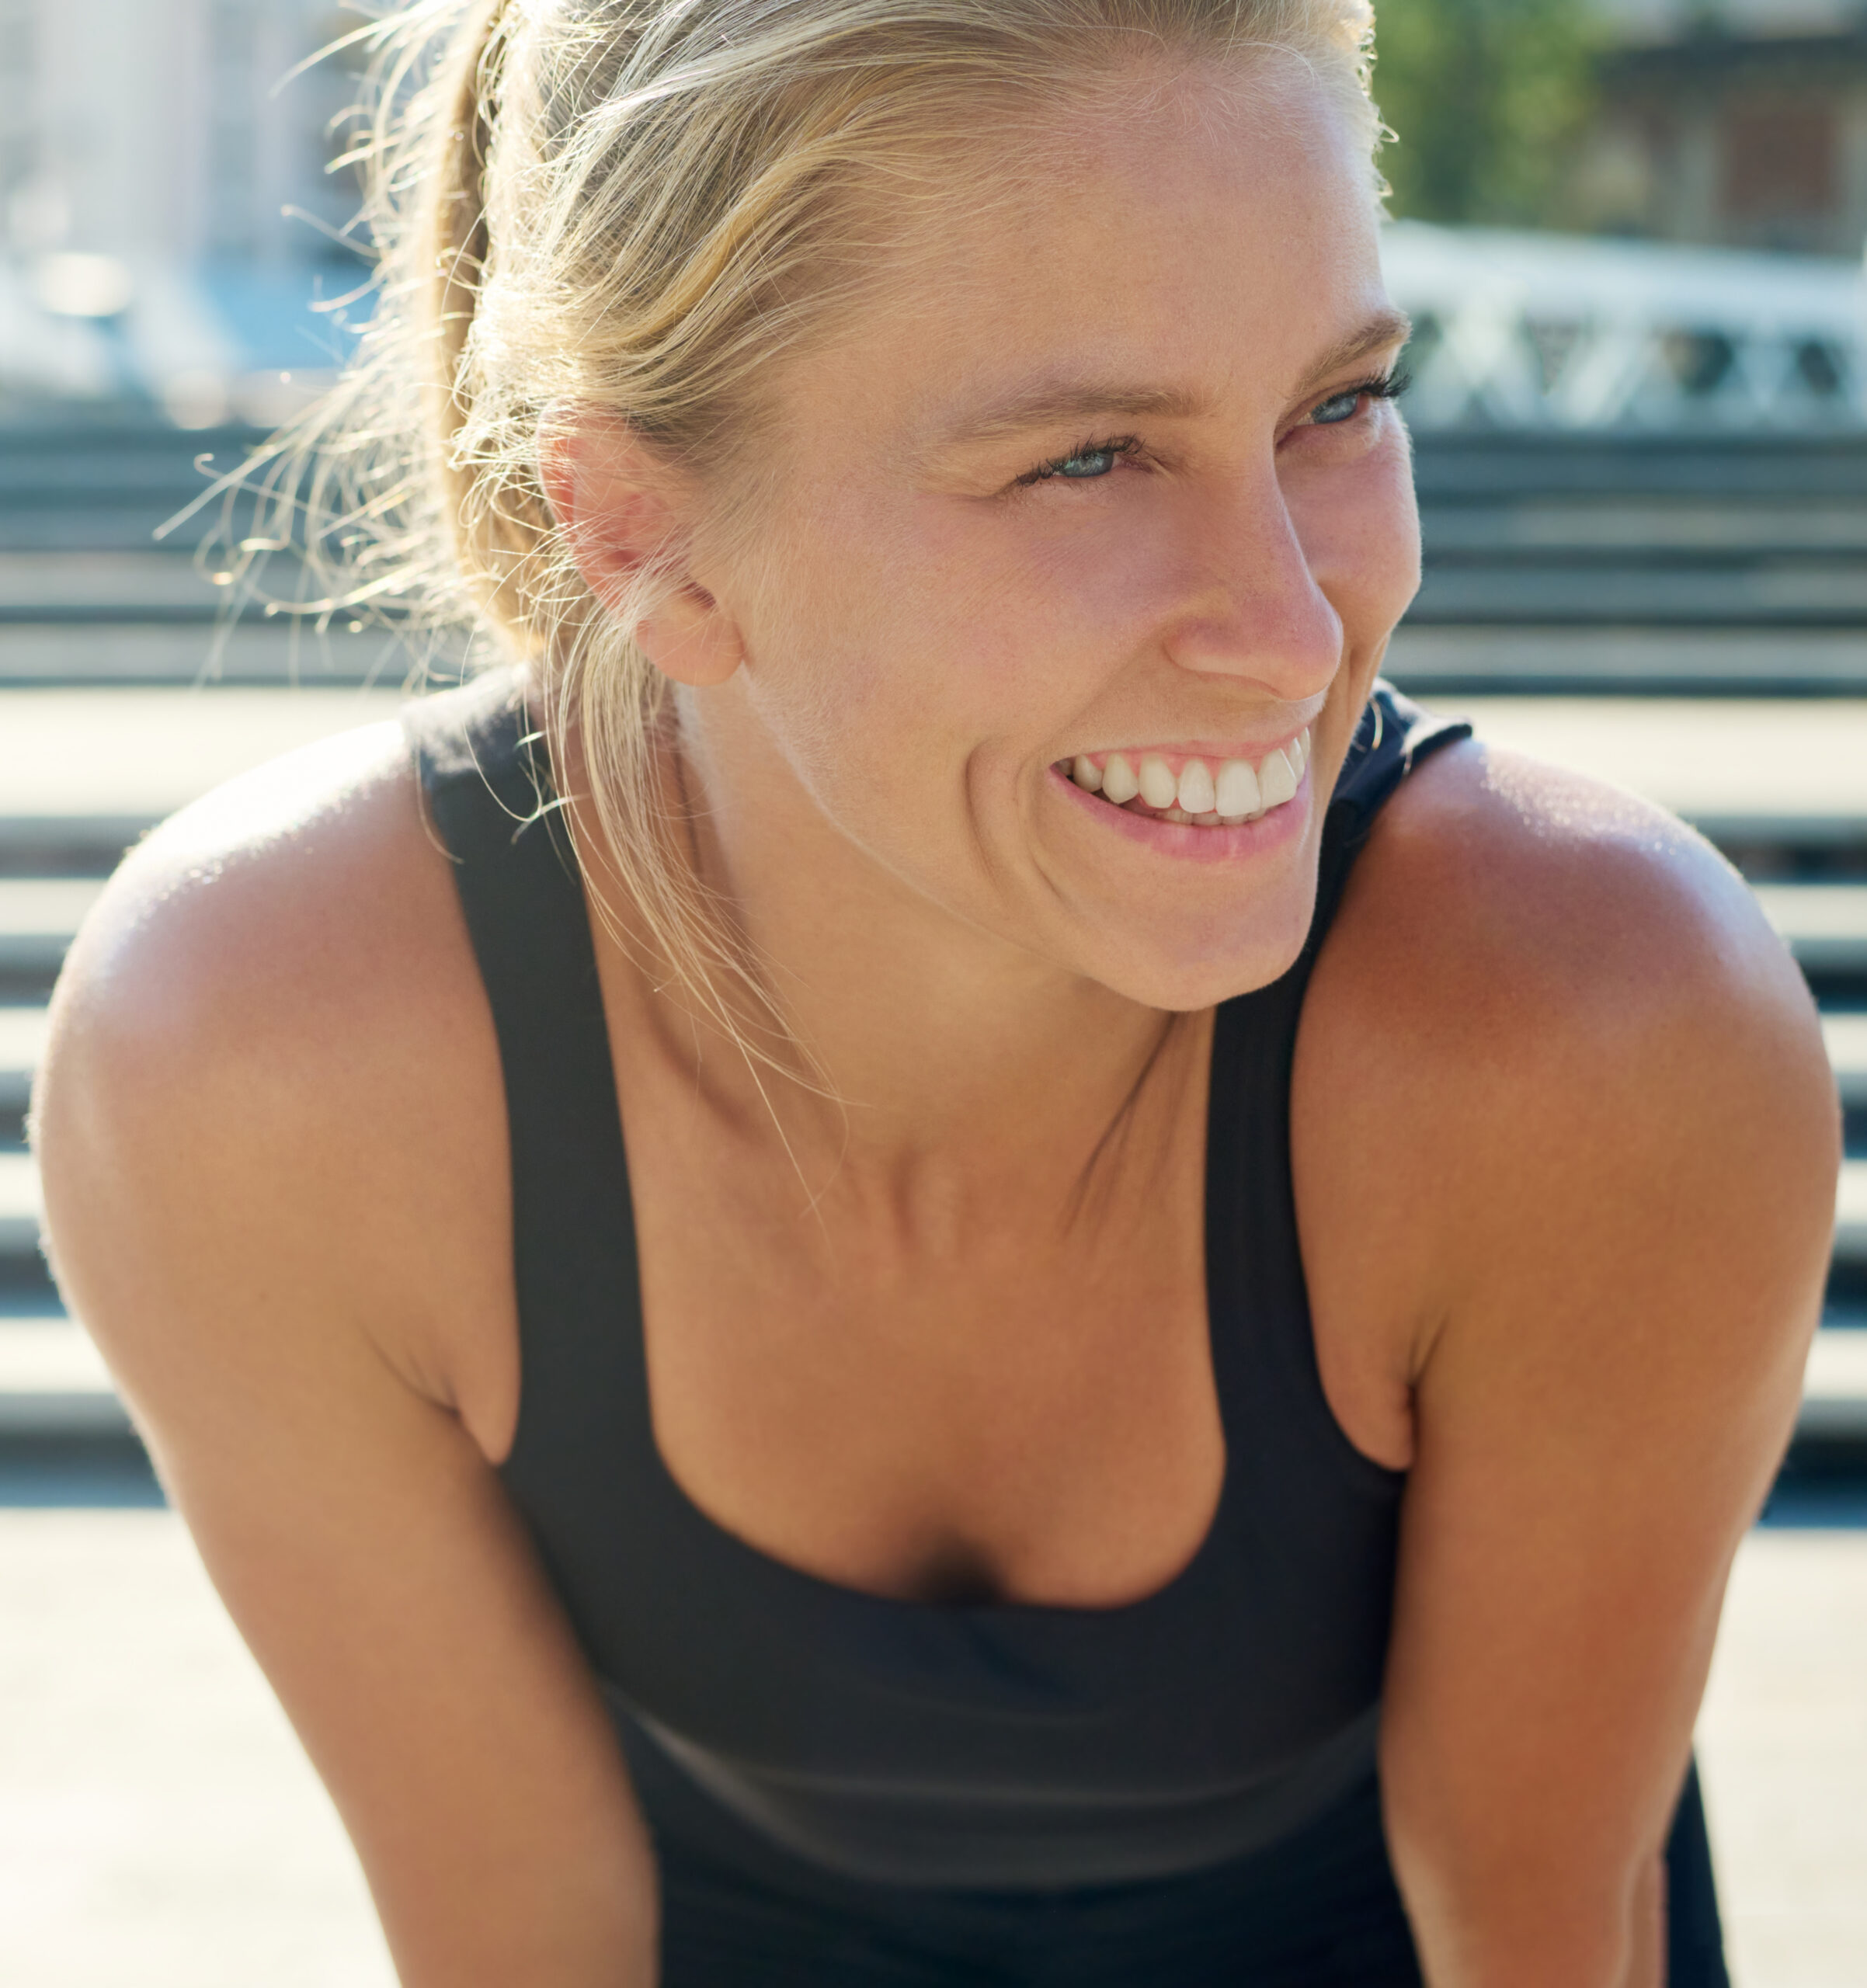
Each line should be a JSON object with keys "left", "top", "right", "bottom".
{"left": 787, "top": 56, "right": 1389, "bottom": 443}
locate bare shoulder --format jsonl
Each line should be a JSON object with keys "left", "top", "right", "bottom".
{"left": 1328, "top": 735, "right": 1826, "bottom": 1075}
{"left": 1308, "top": 733, "right": 1837, "bottom": 1167}
{"left": 1299, "top": 736, "right": 1840, "bottom": 1448}
{"left": 33, "top": 706, "right": 513, "bottom": 1441}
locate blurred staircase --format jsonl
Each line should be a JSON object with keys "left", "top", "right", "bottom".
{"left": 1, "top": 422, "right": 1863, "bottom": 1478}
{"left": 1394, "top": 433, "right": 1867, "bottom": 696}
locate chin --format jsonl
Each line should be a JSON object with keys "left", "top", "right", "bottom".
{"left": 1071, "top": 888, "right": 1319, "bottom": 1013}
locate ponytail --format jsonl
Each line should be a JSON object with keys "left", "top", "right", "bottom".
{"left": 422, "top": 1, "right": 530, "bottom": 617}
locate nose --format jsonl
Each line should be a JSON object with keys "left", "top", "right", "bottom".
{"left": 1157, "top": 473, "right": 1342, "bottom": 700}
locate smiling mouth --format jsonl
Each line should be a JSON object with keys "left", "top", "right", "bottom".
{"left": 1056, "top": 730, "right": 1311, "bottom": 827}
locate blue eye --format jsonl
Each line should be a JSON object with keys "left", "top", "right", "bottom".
{"left": 1309, "top": 389, "right": 1365, "bottom": 427}
{"left": 1307, "top": 371, "right": 1410, "bottom": 429}
{"left": 1018, "top": 438, "right": 1136, "bottom": 486}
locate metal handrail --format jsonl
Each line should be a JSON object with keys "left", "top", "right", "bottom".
{"left": 1382, "top": 221, "right": 1867, "bottom": 432}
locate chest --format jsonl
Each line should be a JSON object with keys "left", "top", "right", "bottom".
{"left": 622, "top": 1072, "right": 1228, "bottom": 1608}
{"left": 482, "top": 1055, "right": 1410, "bottom": 1886}
{"left": 433, "top": 935, "right": 1423, "bottom": 1609}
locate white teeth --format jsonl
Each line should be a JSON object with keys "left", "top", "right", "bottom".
{"left": 1102, "top": 752, "right": 1140, "bottom": 805}
{"left": 1212, "top": 758, "right": 1261, "bottom": 818}
{"left": 1161, "top": 807, "right": 1193, "bottom": 825}
{"left": 1176, "top": 759, "right": 1215, "bottom": 815}
{"left": 1137, "top": 755, "right": 1177, "bottom": 811}
{"left": 1259, "top": 747, "right": 1299, "bottom": 809}
{"left": 1075, "top": 728, "right": 1313, "bottom": 825}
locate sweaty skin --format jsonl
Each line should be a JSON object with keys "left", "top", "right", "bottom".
{"left": 33, "top": 54, "right": 1838, "bottom": 1988}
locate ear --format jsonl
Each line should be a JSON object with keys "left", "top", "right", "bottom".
{"left": 537, "top": 408, "right": 745, "bottom": 688}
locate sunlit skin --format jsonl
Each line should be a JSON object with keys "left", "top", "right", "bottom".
{"left": 32, "top": 50, "right": 1839, "bottom": 1988}
{"left": 572, "top": 64, "right": 1417, "bottom": 1031}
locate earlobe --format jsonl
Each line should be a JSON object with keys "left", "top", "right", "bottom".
{"left": 635, "top": 584, "right": 746, "bottom": 689}
{"left": 536, "top": 410, "right": 746, "bottom": 688}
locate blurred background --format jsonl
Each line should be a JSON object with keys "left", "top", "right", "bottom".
{"left": 0, "top": 2, "right": 1864, "bottom": 1984}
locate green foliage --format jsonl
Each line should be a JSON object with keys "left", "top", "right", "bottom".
{"left": 1372, "top": 0, "right": 1601, "bottom": 226}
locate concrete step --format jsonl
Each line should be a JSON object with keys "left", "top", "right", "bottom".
{"left": 1410, "top": 565, "right": 1867, "bottom": 625}
{"left": 1406, "top": 435, "right": 1867, "bottom": 504}
{"left": 0, "top": 686, "right": 405, "bottom": 852}
{"left": 1, "top": 1120, "right": 1862, "bottom": 1265}
{"left": 1754, "top": 886, "right": 1867, "bottom": 975}
{"left": 1420, "top": 500, "right": 1867, "bottom": 558}
{"left": 0, "top": 1004, "right": 49, "bottom": 1112}
{"left": 1840, "top": 1163, "right": 1867, "bottom": 1265}
{"left": 4, "top": 1001, "right": 1865, "bottom": 1121}
{"left": 1798, "top": 1320, "right": 1867, "bottom": 1450}
{"left": 5, "top": 686, "right": 1867, "bottom": 855}
{"left": 0, "top": 622, "right": 416, "bottom": 687}
{"left": 0, "top": 1314, "right": 126, "bottom": 1435}
{"left": 24, "top": 877, "right": 1867, "bottom": 992}
{"left": 2, "top": 1311, "right": 1861, "bottom": 1446}
{"left": 7, "top": 621, "right": 1862, "bottom": 693}
{"left": 0, "top": 617, "right": 1859, "bottom": 693}
{"left": 0, "top": 880, "right": 106, "bottom": 975}
{"left": 1, "top": 1148, "right": 39, "bottom": 1253}
{"left": 0, "top": 551, "right": 239, "bottom": 621}
{"left": 1437, "top": 696, "right": 1867, "bottom": 846}
{"left": 1388, "top": 627, "right": 1867, "bottom": 696}
{"left": 19, "top": 537, "right": 1867, "bottom": 617}
{"left": 1825, "top": 1014, "right": 1867, "bottom": 1108}
{"left": 1806, "top": 1323, "right": 1867, "bottom": 1399}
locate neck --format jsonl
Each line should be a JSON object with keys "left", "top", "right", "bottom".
{"left": 565, "top": 700, "right": 1198, "bottom": 1222}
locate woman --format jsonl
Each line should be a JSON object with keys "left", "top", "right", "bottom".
{"left": 32, "top": 2, "right": 1838, "bottom": 1983}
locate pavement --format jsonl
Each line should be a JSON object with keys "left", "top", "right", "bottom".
{"left": 0, "top": 1506, "right": 1860, "bottom": 1987}
{"left": 1, "top": 1510, "right": 395, "bottom": 1988}
{"left": 1698, "top": 1527, "right": 1867, "bottom": 1987}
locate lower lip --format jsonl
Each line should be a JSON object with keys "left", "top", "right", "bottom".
{"left": 1048, "top": 764, "right": 1312, "bottom": 862}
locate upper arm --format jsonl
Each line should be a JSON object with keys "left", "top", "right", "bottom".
{"left": 1302, "top": 745, "right": 1840, "bottom": 1986}
{"left": 30, "top": 734, "right": 657, "bottom": 1986}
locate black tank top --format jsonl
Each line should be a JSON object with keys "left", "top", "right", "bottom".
{"left": 405, "top": 675, "right": 1471, "bottom": 1893}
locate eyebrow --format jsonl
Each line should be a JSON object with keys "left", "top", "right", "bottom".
{"left": 1290, "top": 308, "right": 1415, "bottom": 398}
{"left": 935, "top": 383, "right": 1210, "bottom": 449}
{"left": 933, "top": 309, "right": 1415, "bottom": 450}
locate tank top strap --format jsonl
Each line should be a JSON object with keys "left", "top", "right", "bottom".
{"left": 1317, "top": 679, "right": 1472, "bottom": 931}
{"left": 1201, "top": 681, "right": 1471, "bottom": 1485}
{"left": 402, "top": 671, "right": 662, "bottom": 1477}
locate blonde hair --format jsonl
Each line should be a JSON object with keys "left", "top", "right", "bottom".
{"left": 258, "top": 0, "right": 1380, "bottom": 1062}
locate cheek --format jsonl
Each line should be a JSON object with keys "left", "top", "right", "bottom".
{"left": 758, "top": 483, "right": 1128, "bottom": 769}
{"left": 1287, "top": 433, "right": 1422, "bottom": 638}
{"left": 727, "top": 492, "right": 1067, "bottom": 870}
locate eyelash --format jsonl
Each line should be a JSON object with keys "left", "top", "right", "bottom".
{"left": 1015, "top": 436, "right": 1144, "bottom": 486}
{"left": 1012, "top": 369, "right": 1413, "bottom": 488}
{"left": 1311, "top": 369, "right": 1412, "bottom": 423}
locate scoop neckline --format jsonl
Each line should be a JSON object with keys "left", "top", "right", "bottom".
{"left": 595, "top": 980, "right": 1243, "bottom": 1627}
